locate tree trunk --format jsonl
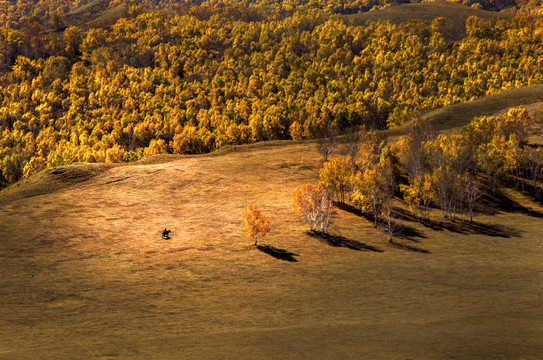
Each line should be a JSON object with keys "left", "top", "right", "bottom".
{"left": 320, "top": 215, "right": 324, "bottom": 233}
{"left": 325, "top": 198, "right": 333, "bottom": 234}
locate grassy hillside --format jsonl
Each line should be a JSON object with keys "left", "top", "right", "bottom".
{"left": 341, "top": 2, "right": 517, "bottom": 40}
{"left": 1, "top": 139, "right": 543, "bottom": 359}
{"left": 387, "top": 84, "right": 543, "bottom": 138}
{"left": 64, "top": 0, "right": 128, "bottom": 29}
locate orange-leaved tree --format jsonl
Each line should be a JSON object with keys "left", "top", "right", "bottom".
{"left": 242, "top": 203, "right": 272, "bottom": 246}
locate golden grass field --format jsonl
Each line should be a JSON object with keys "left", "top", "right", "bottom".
{"left": 3, "top": 1, "right": 543, "bottom": 357}
{"left": 1, "top": 127, "right": 543, "bottom": 359}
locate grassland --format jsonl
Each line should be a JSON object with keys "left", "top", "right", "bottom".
{"left": 1, "top": 128, "right": 543, "bottom": 359}
{"left": 64, "top": 0, "right": 127, "bottom": 29}
{"left": 388, "top": 84, "right": 543, "bottom": 139}
{"left": 340, "top": 1, "right": 517, "bottom": 41}
{"left": 2, "top": 3, "right": 543, "bottom": 357}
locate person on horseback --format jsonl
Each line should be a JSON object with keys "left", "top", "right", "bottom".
{"left": 162, "top": 228, "right": 171, "bottom": 239}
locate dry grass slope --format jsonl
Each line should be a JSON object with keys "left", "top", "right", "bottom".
{"left": 1, "top": 135, "right": 543, "bottom": 359}
{"left": 387, "top": 84, "right": 543, "bottom": 138}
{"left": 340, "top": 1, "right": 516, "bottom": 40}
{"left": 64, "top": 0, "right": 127, "bottom": 29}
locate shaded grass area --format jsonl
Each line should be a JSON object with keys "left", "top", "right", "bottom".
{"left": 395, "top": 223, "right": 427, "bottom": 241}
{"left": 501, "top": 175, "right": 543, "bottom": 206}
{"left": 421, "top": 219, "right": 522, "bottom": 238}
{"left": 335, "top": 202, "right": 370, "bottom": 220}
{"left": 391, "top": 190, "right": 533, "bottom": 239}
{"left": 307, "top": 230, "right": 384, "bottom": 252}
{"left": 478, "top": 190, "right": 543, "bottom": 218}
{"left": 388, "top": 239, "right": 430, "bottom": 254}
{"left": 337, "top": 202, "right": 427, "bottom": 242}
{"left": 256, "top": 244, "right": 299, "bottom": 262}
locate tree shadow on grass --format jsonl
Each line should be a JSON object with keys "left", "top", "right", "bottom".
{"left": 518, "top": 182, "right": 543, "bottom": 206}
{"left": 257, "top": 244, "right": 299, "bottom": 262}
{"left": 421, "top": 219, "right": 521, "bottom": 238}
{"left": 335, "top": 202, "right": 373, "bottom": 222}
{"left": 477, "top": 191, "right": 543, "bottom": 218}
{"left": 391, "top": 206, "right": 419, "bottom": 222}
{"left": 388, "top": 239, "right": 431, "bottom": 254}
{"left": 336, "top": 203, "right": 426, "bottom": 243}
{"left": 502, "top": 175, "right": 543, "bottom": 206}
{"left": 395, "top": 223, "right": 427, "bottom": 242}
{"left": 306, "top": 231, "right": 384, "bottom": 252}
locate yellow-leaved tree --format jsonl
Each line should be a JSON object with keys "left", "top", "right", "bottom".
{"left": 400, "top": 173, "right": 435, "bottom": 222}
{"left": 242, "top": 203, "right": 272, "bottom": 246}
{"left": 319, "top": 158, "right": 351, "bottom": 203}
{"left": 352, "top": 166, "right": 389, "bottom": 227}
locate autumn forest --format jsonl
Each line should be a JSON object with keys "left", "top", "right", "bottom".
{"left": 0, "top": 0, "right": 543, "bottom": 189}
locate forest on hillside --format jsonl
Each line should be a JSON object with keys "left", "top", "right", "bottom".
{"left": 2, "top": 0, "right": 540, "bottom": 30}
{"left": 0, "top": 0, "right": 542, "bottom": 187}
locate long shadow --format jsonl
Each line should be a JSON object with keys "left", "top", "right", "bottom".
{"left": 335, "top": 202, "right": 374, "bottom": 222}
{"left": 391, "top": 206, "right": 419, "bottom": 222}
{"left": 523, "top": 185, "right": 543, "bottom": 204}
{"left": 388, "top": 239, "right": 431, "bottom": 254}
{"left": 513, "top": 181, "right": 543, "bottom": 206}
{"left": 307, "top": 231, "right": 384, "bottom": 252}
{"left": 395, "top": 223, "right": 427, "bottom": 241}
{"left": 422, "top": 219, "right": 521, "bottom": 238}
{"left": 336, "top": 203, "right": 426, "bottom": 242}
{"left": 477, "top": 191, "right": 543, "bottom": 218}
{"left": 257, "top": 244, "right": 299, "bottom": 262}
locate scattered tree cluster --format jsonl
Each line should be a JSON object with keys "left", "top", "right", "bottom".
{"left": 298, "top": 106, "right": 542, "bottom": 238}
{"left": 292, "top": 183, "right": 335, "bottom": 234}
{"left": 398, "top": 107, "right": 543, "bottom": 224}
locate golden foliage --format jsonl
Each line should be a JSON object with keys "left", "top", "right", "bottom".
{"left": 319, "top": 158, "right": 351, "bottom": 203}
{"left": 241, "top": 203, "right": 271, "bottom": 246}
{"left": 1, "top": 4, "right": 543, "bottom": 189}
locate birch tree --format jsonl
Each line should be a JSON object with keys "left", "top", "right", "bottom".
{"left": 352, "top": 166, "right": 389, "bottom": 227}
{"left": 381, "top": 200, "right": 398, "bottom": 241}
{"left": 523, "top": 146, "right": 543, "bottom": 199}
{"left": 464, "top": 173, "right": 483, "bottom": 223}
{"left": 400, "top": 173, "right": 434, "bottom": 221}
{"left": 242, "top": 203, "right": 272, "bottom": 246}
{"left": 319, "top": 158, "right": 351, "bottom": 203}
{"left": 293, "top": 183, "right": 334, "bottom": 234}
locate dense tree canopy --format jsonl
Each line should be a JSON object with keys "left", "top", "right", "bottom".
{"left": 0, "top": 0, "right": 542, "bottom": 187}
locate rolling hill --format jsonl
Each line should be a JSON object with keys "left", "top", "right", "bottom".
{"left": 1, "top": 116, "right": 543, "bottom": 358}
{"left": 2, "top": 2, "right": 543, "bottom": 356}
{"left": 387, "top": 84, "right": 543, "bottom": 138}
{"left": 64, "top": 0, "right": 128, "bottom": 28}
{"left": 340, "top": 1, "right": 517, "bottom": 41}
